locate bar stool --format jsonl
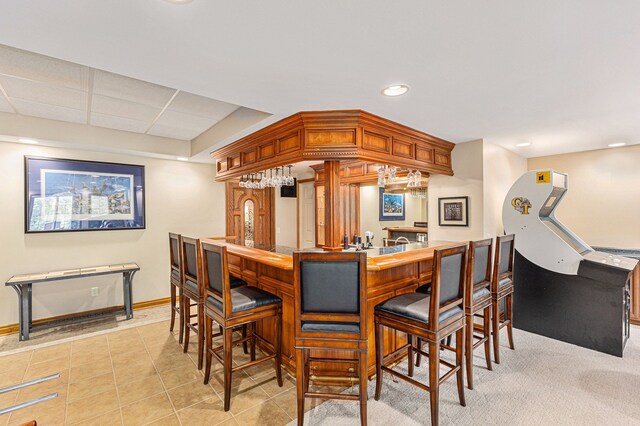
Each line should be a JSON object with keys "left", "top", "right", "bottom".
{"left": 293, "top": 251, "right": 369, "bottom": 426}
{"left": 492, "top": 234, "right": 515, "bottom": 364}
{"left": 181, "top": 236, "right": 206, "bottom": 369}
{"left": 374, "top": 244, "right": 467, "bottom": 426}
{"left": 464, "top": 238, "right": 493, "bottom": 389}
{"left": 168, "top": 232, "right": 184, "bottom": 344}
{"left": 181, "top": 237, "right": 250, "bottom": 369}
{"left": 201, "top": 241, "right": 283, "bottom": 412}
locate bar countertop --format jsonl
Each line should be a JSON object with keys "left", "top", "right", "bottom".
{"left": 205, "top": 238, "right": 462, "bottom": 271}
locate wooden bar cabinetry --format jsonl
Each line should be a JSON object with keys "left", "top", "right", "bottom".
{"left": 209, "top": 239, "right": 455, "bottom": 379}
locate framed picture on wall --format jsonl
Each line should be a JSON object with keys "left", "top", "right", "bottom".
{"left": 379, "top": 187, "right": 405, "bottom": 221}
{"left": 438, "top": 196, "right": 468, "bottom": 226}
{"left": 24, "top": 156, "right": 146, "bottom": 233}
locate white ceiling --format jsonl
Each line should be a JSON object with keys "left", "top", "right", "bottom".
{"left": 0, "top": 1, "right": 639, "bottom": 158}
{"left": 0, "top": 44, "right": 240, "bottom": 141}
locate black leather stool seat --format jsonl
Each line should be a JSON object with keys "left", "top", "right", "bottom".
{"left": 416, "top": 284, "right": 430, "bottom": 294}
{"left": 301, "top": 321, "right": 360, "bottom": 334}
{"left": 472, "top": 287, "right": 490, "bottom": 301}
{"left": 184, "top": 279, "right": 198, "bottom": 294}
{"left": 498, "top": 277, "right": 512, "bottom": 288}
{"left": 230, "top": 276, "right": 247, "bottom": 288}
{"left": 375, "top": 293, "right": 463, "bottom": 324}
{"left": 186, "top": 276, "right": 246, "bottom": 294}
{"left": 207, "top": 286, "right": 281, "bottom": 313}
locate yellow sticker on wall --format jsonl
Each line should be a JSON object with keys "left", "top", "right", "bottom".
{"left": 536, "top": 171, "right": 550, "bottom": 184}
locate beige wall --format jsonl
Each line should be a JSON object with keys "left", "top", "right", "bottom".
{"left": 359, "top": 185, "right": 426, "bottom": 244}
{"left": 483, "top": 143, "right": 528, "bottom": 238}
{"left": 528, "top": 145, "right": 640, "bottom": 249}
{"left": 428, "top": 140, "right": 485, "bottom": 241}
{"left": 0, "top": 142, "right": 225, "bottom": 327}
{"left": 275, "top": 189, "right": 297, "bottom": 248}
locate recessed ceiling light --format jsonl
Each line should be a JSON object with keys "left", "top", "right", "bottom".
{"left": 607, "top": 142, "right": 626, "bottom": 148}
{"left": 18, "top": 138, "right": 39, "bottom": 145}
{"left": 164, "top": 0, "right": 193, "bottom": 4}
{"left": 382, "top": 85, "right": 409, "bottom": 97}
{"left": 176, "top": 157, "right": 189, "bottom": 161}
{"left": 515, "top": 142, "right": 531, "bottom": 147}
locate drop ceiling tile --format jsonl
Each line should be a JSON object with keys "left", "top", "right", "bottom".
{"left": 11, "top": 98, "right": 85, "bottom": 123}
{"left": 90, "top": 112, "right": 149, "bottom": 134}
{"left": 92, "top": 94, "right": 161, "bottom": 122}
{"left": 93, "top": 70, "right": 176, "bottom": 108}
{"left": 153, "top": 109, "right": 218, "bottom": 131}
{"left": 0, "top": 75, "right": 87, "bottom": 110}
{"left": 168, "top": 91, "right": 239, "bottom": 119}
{"left": 0, "top": 95, "right": 14, "bottom": 113}
{"left": 0, "top": 44, "right": 89, "bottom": 91}
{"left": 147, "top": 123, "right": 200, "bottom": 141}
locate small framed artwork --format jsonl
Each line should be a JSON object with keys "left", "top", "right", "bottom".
{"left": 25, "top": 156, "right": 146, "bottom": 233}
{"left": 379, "top": 187, "right": 405, "bottom": 221}
{"left": 438, "top": 196, "right": 469, "bottom": 226}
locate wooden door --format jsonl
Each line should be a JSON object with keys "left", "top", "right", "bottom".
{"left": 225, "top": 183, "right": 275, "bottom": 246}
{"left": 299, "top": 182, "right": 316, "bottom": 248}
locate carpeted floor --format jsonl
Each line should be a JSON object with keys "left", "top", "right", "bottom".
{"left": 293, "top": 326, "right": 640, "bottom": 426}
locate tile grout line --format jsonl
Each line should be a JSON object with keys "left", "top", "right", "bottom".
{"left": 106, "top": 332, "right": 125, "bottom": 426}
{"left": 7, "top": 350, "right": 35, "bottom": 425}
{"left": 140, "top": 324, "right": 184, "bottom": 426}
{"left": 64, "top": 344, "right": 73, "bottom": 425}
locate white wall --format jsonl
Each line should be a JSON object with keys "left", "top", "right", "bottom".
{"left": 428, "top": 140, "right": 485, "bottom": 241}
{"left": 0, "top": 142, "right": 225, "bottom": 327}
{"left": 528, "top": 145, "right": 640, "bottom": 249}
{"left": 359, "top": 185, "right": 426, "bottom": 244}
{"left": 482, "top": 143, "right": 528, "bottom": 238}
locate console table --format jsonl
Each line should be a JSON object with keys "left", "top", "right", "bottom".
{"left": 5, "top": 263, "right": 139, "bottom": 341}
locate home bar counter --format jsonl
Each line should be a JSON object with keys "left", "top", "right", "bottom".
{"left": 206, "top": 238, "right": 461, "bottom": 380}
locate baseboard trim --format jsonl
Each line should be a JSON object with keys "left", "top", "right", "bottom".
{"left": 0, "top": 297, "right": 171, "bottom": 337}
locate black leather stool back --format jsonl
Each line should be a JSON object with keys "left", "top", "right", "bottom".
{"left": 169, "top": 233, "right": 182, "bottom": 279}
{"left": 294, "top": 251, "right": 367, "bottom": 339}
{"left": 201, "top": 241, "right": 233, "bottom": 317}
{"left": 466, "top": 238, "right": 493, "bottom": 308}
{"left": 181, "top": 236, "right": 203, "bottom": 298}
{"left": 429, "top": 245, "right": 468, "bottom": 331}
{"left": 492, "top": 234, "right": 515, "bottom": 292}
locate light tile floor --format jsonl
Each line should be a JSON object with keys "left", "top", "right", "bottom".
{"left": 0, "top": 318, "right": 329, "bottom": 426}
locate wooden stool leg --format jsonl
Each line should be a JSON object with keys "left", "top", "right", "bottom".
{"left": 197, "top": 304, "right": 204, "bottom": 369}
{"left": 407, "top": 334, "right": 414, "bottom": 378}
{"left": 374, "top": 319, "right": 384, "bottom": 401}
{"left": 415, "top": 338, "right": 422, "bottom": 367}
{"left": 242, "top": 324, "right": 249, "bottom": 355}
{"left": 358, "top": 350, "right": 368, "bottom": 426}
{"left": 428, "top": 340, "right": 440, "bottom": 426}
{"left": 295, "top": 348, "right": 306, "bottom": 426}
{"left": 178, "top": 288, "right": 184, "bottom": 345}
{"left": 170, "top": 284, "right": 176, "bottom": 332}
{"left": 465, "top": 315, "right": 473, "bottom": 390}
{"left": 204, "top": 316, "right": 213, "bottom": 384}
{"left": 183, "top": 295, "right": 190, "bottom": 353}
{"left": 506, "top": 293, "right": 515, "bottom": 350}
{"left": 456, "top": 328, "right": 466, "bottom": 407}
{"left": 483, "top": 306, "right": 492, "bottom": 371}
{"left": 223, "top": 326, "right": 233, "bottom": 412}
{"left": 492, "top": 298, "right": 500, "bottom": 364}
{"left": 248, "top": 322, "right": 256, "bottom": 361}
{"left": 275, "top": 311, "right": 283, "bottom": 387}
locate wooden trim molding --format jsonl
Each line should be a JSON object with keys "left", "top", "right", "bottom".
{"left": 211, "top": 110, "right": 455, "bottom": 180}
{"left": 0, "top": 297, "right": 171, "bottom": 337}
